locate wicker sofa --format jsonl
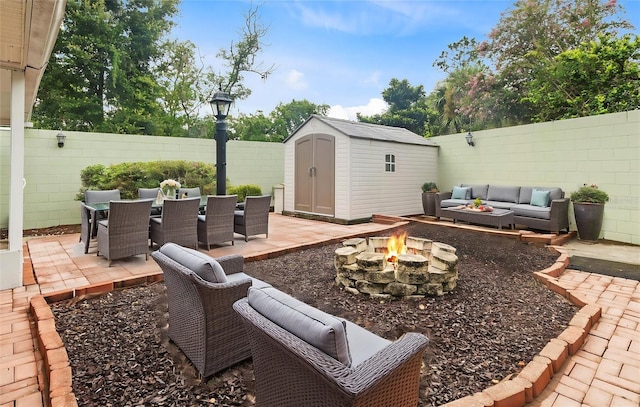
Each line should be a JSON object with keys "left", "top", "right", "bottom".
{"left": 151, "top": 243, "right": 270, "bottom": 378}
{"left": 435, "top": 183, "right": 570, "bottom": 233}
{"left": 233, "top": 286, "right": 429, "bottom": 407}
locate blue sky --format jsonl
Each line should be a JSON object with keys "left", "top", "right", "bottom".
{"left": 172, "top": 0, "right": 640, "bottom": 120}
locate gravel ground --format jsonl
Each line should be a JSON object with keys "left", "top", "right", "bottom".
{"left": 51, "top": 221, "right": 577, "bottom": 406}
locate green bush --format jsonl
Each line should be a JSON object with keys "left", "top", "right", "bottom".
{"left": 78, "top": 160, "right": 217, "bottom": 200}
{"left": 421, "top": 182, "right": 438, "bottom": 192}
{"left": 228, "top": 184, "right": 262, "bottom": 203}
{"left": 570, "top": 184, "right": 609, "bottom": 204}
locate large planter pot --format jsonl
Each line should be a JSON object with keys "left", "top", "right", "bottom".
{"left": 573, "top": 202, "right": 605, "bottom": 241}
{"left": 422, "top": 192, "right": 437, "bottom": 216}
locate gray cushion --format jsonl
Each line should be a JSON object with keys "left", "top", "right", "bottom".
{"left": 461, "top": 184, "right": 489, "bottom": 200}
{"left": 487, "top": 185, "right": 520, "bottom": 203}
{"left": 531, "top": 189, "right": 551, "bottom": 207}
{"left": 342, "top": 320, "right": 390, "bottom": 367}
{"left": 440, "top": 199, "right": 470, "bottom": 208}
{"left": 512, "top": 204, "right": 551, "bottom": 220}
{"left": 159, "top": 243, "right": 227, "bottom": 283}
{"left": 451, "top": 186, "right": 470, "bottom": 200}
{"left": 484, "top": 201, "right": 516, "bottom": 210}
{"left": 248, "top": 286, "right": 352, "bottom": 367}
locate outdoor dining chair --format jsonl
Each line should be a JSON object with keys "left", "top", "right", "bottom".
{"left": 178, "top": 187, "right": 201, "bottom": 198}
{"left": 96, "top": 199, "right": 153, "bottom": 266}
{"left": 150, "top": 197, "right": 200, "bottom": 249}
{"left": 197, "top": 195, "right": 237, "bottom": 249}
{"left": 234, "top": 195, "right": 271, "bottom": 242}
{"left": 138, "top": 187, "right": 162, "bottom": 216}
{"left": 85, "top": 189, "right": 121, "bottom": 235}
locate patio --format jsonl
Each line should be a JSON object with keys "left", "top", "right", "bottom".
{"left": 1, "top": 213, "right": 638, "bottom": 406}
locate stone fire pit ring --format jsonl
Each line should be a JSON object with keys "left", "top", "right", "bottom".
{"left": 334, "top": 236, "right": 459, "bottom": 298}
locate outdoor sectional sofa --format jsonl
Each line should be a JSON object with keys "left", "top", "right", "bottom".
{"left": 435, "top": 183, "right": 570, "bottom": 233}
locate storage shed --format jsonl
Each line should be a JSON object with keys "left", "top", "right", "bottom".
{"left": 283, "top": 115, "right": 439, "bottom": 223}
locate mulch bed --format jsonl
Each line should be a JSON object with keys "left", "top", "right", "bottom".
{"left": 51, "top": 221, "right": 577, "bottom": 406}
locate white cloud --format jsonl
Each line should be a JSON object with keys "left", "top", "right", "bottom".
{"left": 286, "top": 69, "right": 308, "bottom": 91}
{"left": 328, "top": 98, "right": 388, "bottom": 121}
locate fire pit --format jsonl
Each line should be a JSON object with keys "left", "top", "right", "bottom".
{"left": 334, "top": 233, "right": 458, "bottom": 298}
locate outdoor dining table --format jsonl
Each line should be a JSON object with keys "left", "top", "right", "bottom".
{"left": 82, "top": 197, "right": 209, "bottom": 252}
{"left": 85, "top": 196, "right": 209, "bottom": 213}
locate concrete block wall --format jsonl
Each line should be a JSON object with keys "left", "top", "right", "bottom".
{"left": 432, "top": 111, "right": 640, "bottom": 245}
{"left": 0, "top": 129, "right": 284, "bottom": 229}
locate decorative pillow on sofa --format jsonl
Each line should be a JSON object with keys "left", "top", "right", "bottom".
{"left": 530, "top": 189, "right": 551, "bottom": 207}
{"left": 159, "top": 243, "right": 227, "bottom": 283}
{"left": 248, "top": 286, "right": 352, "bottom": 367}
{"left": 451, "top": 186, "right": 471, "bottom": 200}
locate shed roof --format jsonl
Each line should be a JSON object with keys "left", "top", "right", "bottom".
{"left": 285, "top": 115, "right": 438, "bottom": 147}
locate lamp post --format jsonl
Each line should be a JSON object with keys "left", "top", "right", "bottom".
{"left": 210, "top": 89, "right": 233, "bottom": 195}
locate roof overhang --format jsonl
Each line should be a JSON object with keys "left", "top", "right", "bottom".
{"left": 0, "top": 0, "right": 67, "bottom": 126}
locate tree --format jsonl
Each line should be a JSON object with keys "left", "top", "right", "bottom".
{"left": 524, "top": 34, "right": 640, "bottom": 121}
{"left": 33, "top": 0, "right": 179, "bottom": 134}
{"left": 358, "top": 79, "right": 431, "bottom": 136}
{"left": 480, "top": 0, "right": 633, "bottom": 124}
{"left": 229, "top": 100, "right": 329, "bottom": 142}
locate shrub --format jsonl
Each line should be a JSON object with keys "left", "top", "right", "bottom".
{"left": 228, "top": 184, "right": 262, "bottom": 203}
{"left": 421, "top": 182, "right": 438, "bottom": 192}
{"left": 78, "top": 160, "right": 217, "bottom": 200}
{"left": 570, "top": 184, "right": 609, "bottom": 204}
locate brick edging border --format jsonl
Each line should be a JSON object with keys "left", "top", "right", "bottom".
{"left": 30, "top": 274, "right": 163, "bottom": 407}
{"left": 29, "top": 229, "right": 594, "bottom": 407}
{"left": 439, "top": 246, "right": 602, "bottom": 407}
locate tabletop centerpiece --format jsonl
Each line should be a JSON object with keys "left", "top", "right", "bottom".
{"left": 160, "top": 179, "right": 181, "bottom": 200}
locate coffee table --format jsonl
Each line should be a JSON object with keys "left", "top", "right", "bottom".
{"left": 440, "top": 207, "right": 514, "bottom": 230}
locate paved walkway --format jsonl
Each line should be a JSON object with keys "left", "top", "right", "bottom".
{"left": 1, "top": 214, "right": 638, "bottom": 406}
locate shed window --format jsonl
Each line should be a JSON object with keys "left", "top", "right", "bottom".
{"left": 385, "top": 154, "right": 395, "bottom": 172}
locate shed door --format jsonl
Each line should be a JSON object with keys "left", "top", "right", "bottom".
{"left": 294, "top": 134, "right": 335, "bottom": 216}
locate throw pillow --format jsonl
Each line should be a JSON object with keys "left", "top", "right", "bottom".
{"left": 530, "top": 189, "right": 551, "bottom": 207}
{"left": 451, "top": 186, "right": 471, "bottom": 200}
{"left": 159, "top": 243, "right": 227, "bottom": 283}
{"left": 248, "top": 286, "right": 352, "bottom": 367}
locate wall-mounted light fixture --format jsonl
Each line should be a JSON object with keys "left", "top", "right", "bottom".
{"left": 56, "top": 132, "right": 66, "bottom": 148}
{"left": 465, "top": 131, "right": 475, "bottom": 147}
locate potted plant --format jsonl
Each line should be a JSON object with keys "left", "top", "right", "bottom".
{"left": 421, "top": 182, "right": 439, "bottom": 216}
{"left": 570, "top": 184, "right": 609, "bottom": 241}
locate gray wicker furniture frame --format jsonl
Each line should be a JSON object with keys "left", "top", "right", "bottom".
{"left": 233, "top": 297, "right": 429, "bottom": 407}
{"left": 234, "top": 195, "right": 271, "bottom": 242}
{"left": 150, "top": 197, "right": 200, "bottom": 249}
{"left": 151, "top": 247, "right": 260, "bottom": 378}
{"left": 96, "top": 199, "right": 153, "bottom": 266}
{"left": 435, "top": 184, "right": 570, "bottom": 233}
{"left": 84, "top": 189, "right": 121, "bottom": 237}
{"left": 198, "top": 195, "right": 237, "bottom": 249}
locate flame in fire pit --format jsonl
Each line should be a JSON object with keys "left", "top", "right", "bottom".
{"left": 386, "top": 232, "right": 407, "bottom": 263}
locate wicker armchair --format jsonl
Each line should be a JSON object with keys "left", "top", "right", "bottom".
{"left": 233, "top": 286, "right": 429, "bottom": 407}
{"left": 234, "top": 195, "right": 271, "bottom": 242}
{"left": 197, "top": 195, "right": 237, "bottom": 249}
{"left": 96, "top": 199, "right": 153, "bottom": 266}
{"left": 151, "top": 243, "right": 269, "bottom": 378}
{"left": 85, "top": 189, "right": 121, "bottom": 237}
{"left": 150, "top": 197, "right": 200, "bottom": 249}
